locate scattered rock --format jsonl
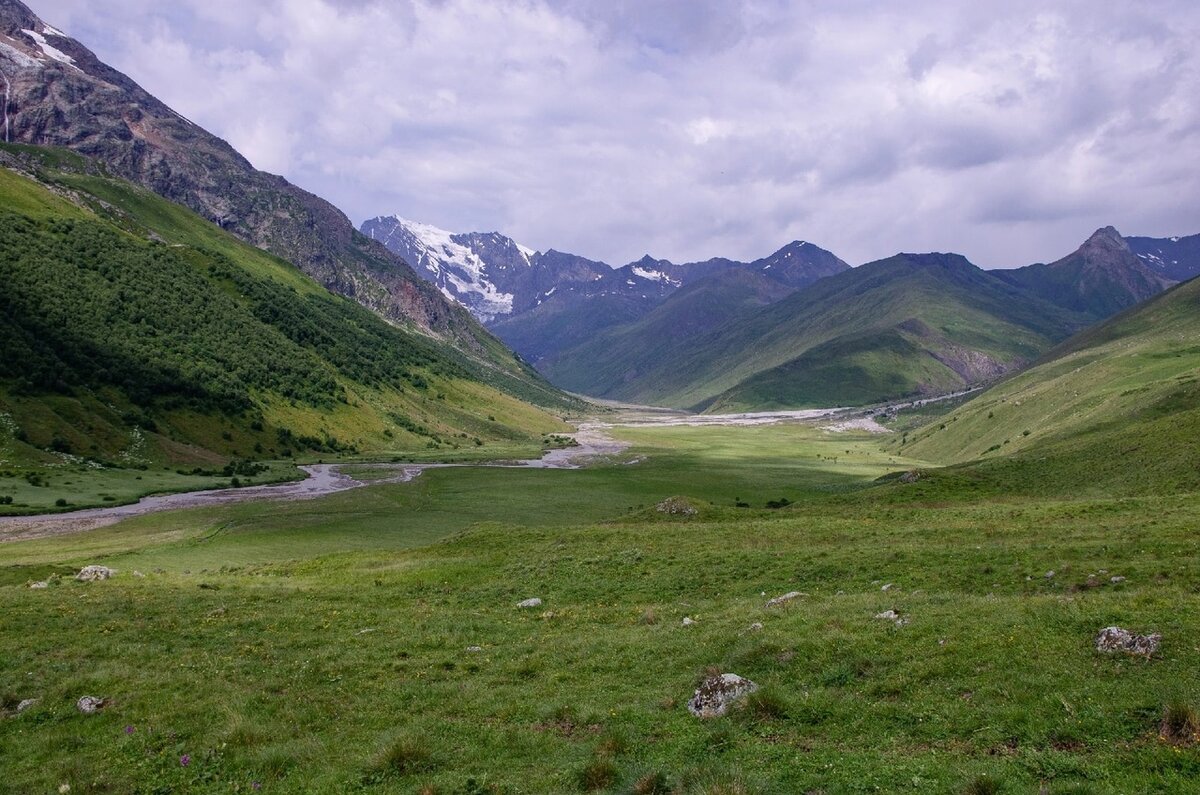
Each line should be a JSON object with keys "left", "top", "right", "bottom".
{"left": 16, "top": 698, "right": 38, "bottom": 713}
{"left": 875, "top": 609, "right": 910, "bottom": 627}
{"left": 747, "top": 622, "right": 764, "bottom": 633}
{"left": 76, "top": 696, "right": 107, "bottom": 714}
{"left": 765, "top": 591, "right": 806, "bottom": 608}
{"left": 466, "top": 646, "right": 483, "bottom": 653}
{"left": 1110, "top": 576, "right": 1126, "bottom": 584}
{"left": 132, "top": 571, "right": 146, "bottom": 578}
{"left": 687, "top": 673, "right": 759, "bottom": 718}
{"left": 75, "top": 566, "right": 116, "bottom": 582}
{"left": 1095, "top": 626, "right": 1160, "bottom": 657}
{"left": 355, "top": 628, "right": 376, "bottom": 635}
{"left": 899, "top": 470, "right": 922, "bottom": 484}
{"left": 516, "top": 598, "right": 543, "bottom": 609}
{"left": 1044, "top": 570, "right": 1055, "bottom": 579}
{"left": 682, "top": 617, "right": 696, "bottom": 626}
{"left": 29, "top": 581, "right": 48, "bottom": 590}
{"left": 655, "top": 497, "right": 697, "bottom": 516}
{"left": 881, "top": 583, "right": 895, "bottom": 592}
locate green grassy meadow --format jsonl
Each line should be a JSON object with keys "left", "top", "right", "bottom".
{"left": 2, "top": 421, "right": 1198, "bottom": 794}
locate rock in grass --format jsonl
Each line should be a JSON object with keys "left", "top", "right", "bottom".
{"left": 747, "top": 622, "right": 764, "bottom": 633}
{"left": 687, "top": 673, "right": 759, "bottom": 718}
{"left": 517, "top": 598, "right": 543, "bottom": 609}
{"left": 76, "top": 566, "right": 116, "bottom": 582}
{"left": 76, "top": 696, "right": 107, "bottom": 714}
{"left": 682, "top": 617, "right": 696, "bottom": 626}
{"left": 1095, "top": 626, "right": 1160, "bottom": 657}
{"left": 765, "top": 591, "right": 805, "bottom": 608}
{"left": 898, "top": 470, "right": 922, "bottom": 483}
{"left": 875, "top": 609, "right": 909, "bottom": 627}
{"left": 29, "top": 581, "right": 48, "bottom": 590}
{"left": 655, "top": 497, "right": 697, "bottom": 516}
{"left": 16, "top": 698, "right": 38, "bottom": 713}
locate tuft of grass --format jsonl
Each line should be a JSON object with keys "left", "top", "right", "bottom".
{"left": 367, "top": 734, "right": 435, "bottom": 779}
{"left": 735, "top": 688, "right": 790, "bottom": 722}
{"left": 632, "top": 770, "right": 672, "bottom": 795}
{"left": 639, "top": 607, "right": 658, "bottom": 625}
{"left": 576, "top": 756, "right": 618, "bottom": 791}
{"left": 1161, "top": 701, "right": 1200, "bottom": 744}
{"left": 962, "top": 774, "right": 1004, "bottom": 795}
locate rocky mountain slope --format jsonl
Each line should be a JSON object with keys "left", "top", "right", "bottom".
{"left": 994, "top": 226, "right": 1176, "bottom": 318}
{"left": 0, "top": 0, "right": 543, "bottom": 388}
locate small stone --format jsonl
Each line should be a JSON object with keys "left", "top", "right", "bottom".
{"left": 132, "top": 571, "right": 145, "bottom": 578}
{"left": 1110, "top": 576, "right": 1126, "bottom": 584}
{"left": 1095, "top": 626, "right": 1160, "bottom": 657}
{"left": 16, "top": 698, "right": 38, "bottom": 713}
{"left": 682, "top": 617, "right": 696, "bottom": 626}
{"left": 687, "top": 673, "right": 759, "bottom": 718}
{"left": 75, "top": 566, "right": 116, "bottom": 582}
{"left": 516, "top": 598, "right": 543, "bottom": 609}
{"left": 747, "top": 622, "right": 764, "bottom": 633}
{"left": 875, "top": 609, "right": 900, "bottom": 621}
{"left": 466, "top": 646, "right": 483, "bottom": 653}
{"left": 881, "top": 583, "right": 895, "bottom": 592}
{"left": 1044, "top": 570, "right": 1055, "bottom": 579}
{"left": 76, "top": 696, "right": 107, "bottom": 714}
{"left": 29, "top": 581, "right": 48, "bottom": 590}
{"left": 937, "top": 639, "right": 946, "bottom": 646}
{"left": 765, "top": 591, "right": 806, "bottom": 608}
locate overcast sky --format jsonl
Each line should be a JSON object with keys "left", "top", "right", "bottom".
{"left": 33, "top": 0, "right": 1200, "bottom": 268}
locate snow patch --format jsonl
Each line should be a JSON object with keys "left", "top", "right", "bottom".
{"left": 21, "top": 29, "right": 77, "bottom": 68}
{"left": 631, "top": 266, "right": 681, "bottom": 286}
{"left": 0, "top": 40, "right": 43, "bottom": 69}
{"left": 42, "top": 25, "right": 67, "bottom": 37}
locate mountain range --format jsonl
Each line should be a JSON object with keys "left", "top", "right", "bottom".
{"left": 364, "top": 214, "right": 1200, "bottom": 411}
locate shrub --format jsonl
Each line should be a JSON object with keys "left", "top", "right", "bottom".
{"left": 632, "top": 771, "right": 672, "bottom": 794}
{"left": 962, "top": 774, "right": 1003, "bottom": 795}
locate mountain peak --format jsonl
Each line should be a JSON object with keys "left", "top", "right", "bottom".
{"left": 1081, "top": 225, "right": 1130, "bottom": 253}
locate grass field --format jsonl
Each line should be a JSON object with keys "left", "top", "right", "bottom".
{"left": 2, "top": 420, "right": 1198, "bottom": 794}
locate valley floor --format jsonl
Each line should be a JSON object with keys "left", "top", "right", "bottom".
{"left": 1, "top": 419, "right": 1197, "bottom": 794}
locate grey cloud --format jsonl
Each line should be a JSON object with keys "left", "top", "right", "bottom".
{"left": 28, "top": 0, "right": 1200, "bottom": 269}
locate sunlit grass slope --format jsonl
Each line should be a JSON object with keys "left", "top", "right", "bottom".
{"left": 0, "top": 145, "right": 575, "bottom": 513}
{"left": 898, "top": 275, "right": 1200, "bottom": 497}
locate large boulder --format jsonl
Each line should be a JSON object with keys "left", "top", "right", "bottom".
{"left": 687, "top": 673, "right": 759, "bottom": 718}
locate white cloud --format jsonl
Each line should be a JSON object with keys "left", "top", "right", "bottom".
{"left": 33, "top": 0, "right": 1200, "bottom": 268}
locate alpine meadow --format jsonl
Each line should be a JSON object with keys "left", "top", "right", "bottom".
{"left": 2, "top": 2, "right": 1199, "bottom": 795}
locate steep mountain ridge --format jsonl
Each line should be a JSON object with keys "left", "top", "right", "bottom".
{"left": 0, "top": 0, "right": 538, "bottom": 384}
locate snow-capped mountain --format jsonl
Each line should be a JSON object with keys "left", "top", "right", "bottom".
{"left": 362, "top": 216, "right": 529, "bottom": 322}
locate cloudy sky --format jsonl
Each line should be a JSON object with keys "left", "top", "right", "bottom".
{"left": 35, "top": 0, "right": 1200, "bottom": 268}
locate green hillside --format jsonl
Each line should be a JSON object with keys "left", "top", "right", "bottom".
{"left": 0, "top": 146, "right": 575, "bottom": 513}
{"left": 898, "top": 274, "right": 1200, "bottom": 496}
{"left": 546, "top": 253, "right": 1089, "bottom": 411}
{"left": 534, "top": 268, "right": 793, "bottom": 395}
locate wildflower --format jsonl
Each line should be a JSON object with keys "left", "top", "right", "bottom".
{"left": 180, "top": 754, "right": 191, "bottom": 767}
{"left": 124, "top": 725, "right": 135, "bottom": 735}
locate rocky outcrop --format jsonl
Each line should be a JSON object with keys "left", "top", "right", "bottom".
{"left": 1095, "top": 626, "right": 1160, "bottom": 657}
